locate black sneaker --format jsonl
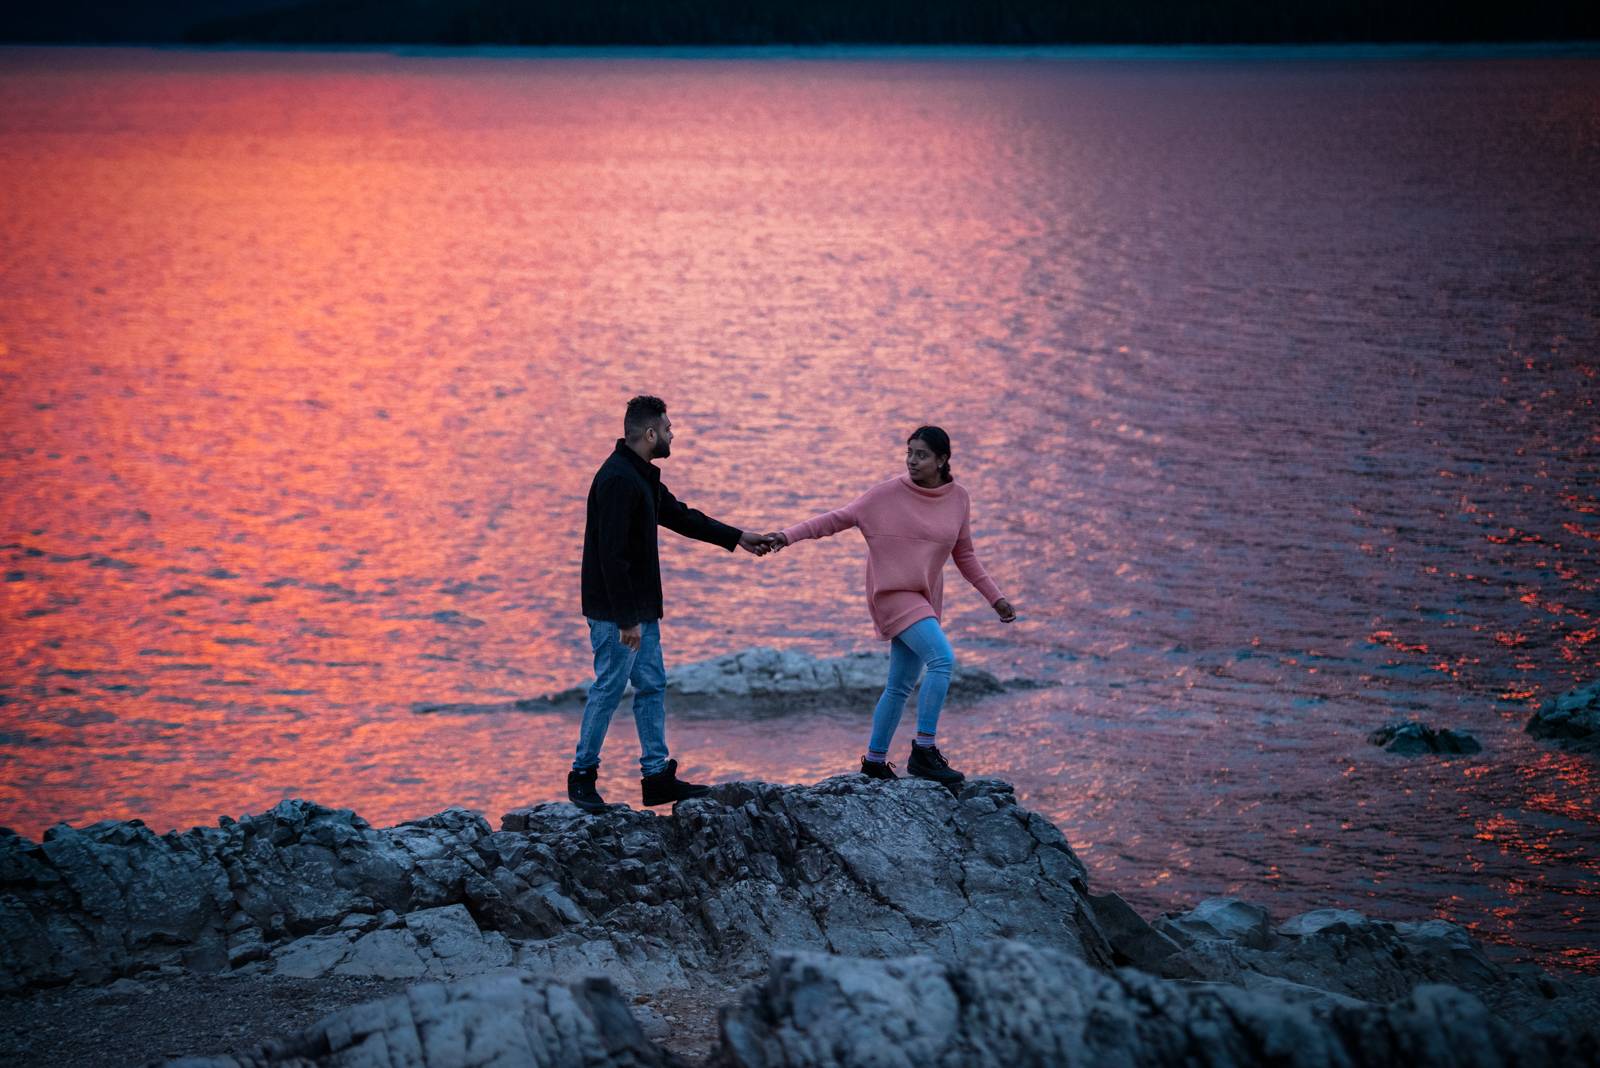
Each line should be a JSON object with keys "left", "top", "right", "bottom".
{"left": 567, "top": 767, "right": 608, "bottom": 814}
{"left": 906, "top": 744, "right": 965, "bottom": 790}
{"left": 641, "top": 759, "right": 711, "bottom": 806}
{"left": 859, "top": 757, "right": 899, "bottom": 780}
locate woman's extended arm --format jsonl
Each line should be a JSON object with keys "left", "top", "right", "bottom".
{"left": 953, "top": 511, "right": 1015, "bottom": 620}
{"left": 774, "top": 499, "right": 859, "bottom": 548}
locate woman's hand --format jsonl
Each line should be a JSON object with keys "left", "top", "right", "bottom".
{"left": 738, "top": 531, "right": 777, "bottom": 556}
{"left": 993, "top": 597, "right": 1016, "bottom": 623}
{"left": 763, "top": 532, "right": 789, "bottom": 552}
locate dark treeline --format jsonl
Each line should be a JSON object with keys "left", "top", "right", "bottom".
{"left": 5, "top": 0, "right": 1598, "bottom": 46}
{"left": 181, "top": 1, "right": 1600, "bottom": 46}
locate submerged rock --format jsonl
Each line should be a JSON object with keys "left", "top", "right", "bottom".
{"left": 1366, "top": 720, "right": 1482, "bottom": 755}
{"left": 414, "top": 646, "right": 1040, "bottom": 716}
{"left": 715, "top": 941, "right": 1590, "bottom": 1068}
{"left": 164, "top": 971, "right": 675, "bottom": 1068}
{"left": 1526, "top": 680, "right": 1600, "bottom": 754}
{"left": 651, "top": 647, "right": 1007, "bottom": 702}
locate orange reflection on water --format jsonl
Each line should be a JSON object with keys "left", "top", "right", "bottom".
{"left": 1, "top": 49, "right": 1052, "bottom": 843}
{"left": 4, "top": 48, "right": 1599, "bottom": 979}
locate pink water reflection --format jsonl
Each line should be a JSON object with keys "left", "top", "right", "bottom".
{"left": 3, "top": 48, "right": 1598, "bottom": 974}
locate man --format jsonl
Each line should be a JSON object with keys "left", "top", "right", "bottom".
{"left": 569, "top": 395, "right": 774, "bottom": 812}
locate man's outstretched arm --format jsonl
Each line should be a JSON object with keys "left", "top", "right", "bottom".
{"left": 657, "top": 484, "right": 775, "bottom": 555}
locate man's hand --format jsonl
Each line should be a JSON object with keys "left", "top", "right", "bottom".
{"left": 619, "top": 624, "right": 642, "bottom": 650}
{"left": 993, "top": 598, "right": 1016, "bottom": 623}
{"left": 738, "top": 531, "right": 780, "bottom": 556}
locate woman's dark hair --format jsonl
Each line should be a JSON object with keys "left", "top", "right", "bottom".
{"left": 908, "top": 425, "right": 953, "bottom": 483}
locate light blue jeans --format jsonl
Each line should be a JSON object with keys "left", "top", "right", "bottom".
{"left": 572, "top": 618, "right": 669, "bottom": 776}
{"left": 868, "top": 616, "right": 954, "bottom": 755}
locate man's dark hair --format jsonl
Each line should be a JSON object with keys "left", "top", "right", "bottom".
{"left": 624, "top": 395, "right": 668, "bottom": 441}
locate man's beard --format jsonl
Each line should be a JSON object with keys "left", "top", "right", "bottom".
{"left": 651, "top": 439, "right": 671, "bottom": 459}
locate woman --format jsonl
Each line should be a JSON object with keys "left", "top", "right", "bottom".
{"left": 767, "top": 426, "right": 1015, "bottom": 786}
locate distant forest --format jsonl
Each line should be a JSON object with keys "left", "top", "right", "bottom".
{"left": 5, "top": 0, "right": 1598, "bottom": 46}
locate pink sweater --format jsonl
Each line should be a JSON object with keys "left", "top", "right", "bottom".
{"left": 781, "top": 475, "right": 1004, "bottom": 640}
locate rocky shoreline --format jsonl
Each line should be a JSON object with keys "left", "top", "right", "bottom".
{"left": 2, "top": 778, "right": 1596, "bottom": 1066}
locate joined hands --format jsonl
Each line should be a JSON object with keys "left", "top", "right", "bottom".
{"left": 738, "top": 531, "right": 785, "bottom": 556}
{"left": 743, "top": 531, "right": 1017, "bottom": 623}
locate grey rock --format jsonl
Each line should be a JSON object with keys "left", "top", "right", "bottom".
{"left": 715, "top": 941, "right": 1588, "bottom": 1068}
{"left": 632, "top": 1003, "right": 672, "bottom": 1042}
{"left": 160, "top": 970, "right": 676, "bottom": 1067}
{"left": 1085, "top": 890, "right": 1191, "bottom": 973}
{"left": 415, "top": 646, "right": 1036, "bottom": 716}
{"left": 8, "top": 778, "right": 1594, "bottom": 1061}
{"left": 268, "top": 904, "right": 515, "bottom": 981}
{"left": 1526, "top": 679, "right": 1600, "bottom": 753}
{"left": 1152, "top": 903, "right": 1600, "bottom": 1042}
{"left": 404, "top": 903, "right": 515, "bottom": 979}
{"left": 1367, "top": 720, "right": 1483, "bottom": 755}
{"left": 272, "top": 931, "right": 358, "bottom": 979}
{"left": 1276, "top": 906, "right": 1371, "bottom": 937}
{"left": 657, "top": 647, "right": 1005, "bottom": 703}
{"left": 0, "top": 799, "right": 501, "bottom": 992}
{"left": 225, "top": 928, "right": 269, "bottom": 968}
{"left": 333, "top": 928, "right": 427, "bottom": 979}
{"left": 1153, "top": 896, "right": 1274, "bottom": 949}
{"left": 494, "top": 776, "right": 1110, "bottom": 990}
{"left": 0, "top": 778, "right": 1107, "bottom": 996}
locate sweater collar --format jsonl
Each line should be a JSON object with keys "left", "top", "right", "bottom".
{"left": 899, "top": 473, "right": 956, "bottom": 498}
{"left": 615, "top": 438, "right": 660, "bottom": 484}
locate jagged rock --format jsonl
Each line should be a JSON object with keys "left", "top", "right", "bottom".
{"left": 1150, "top": 897, "right": 1600, "bottom": 1042}
{"left": 1526, "top": 680, "right": 1600, "bottom": 754}
{"left": 270, "top": 904, "right": 514, "bottom": 981}
{"left": 0, "top": 800, "right": 510, "bottom": 993}
{"left": 161, "top": 971, "right": 676, "bottom": 1067}
{"left": 1153, "top": 896, "right": 1273, "bottom": 949}
{"left": 9, "top": 779, "right": 1599, "bottom": 1068}
{"left": 494, "top": 777, "right": 1111, "bottom": 988}
{"left": 1085, "top": 891, "right": 1191, "bottom": 973}
{"left": 714, "top": 941, "right": 1590, "bottom": 1068}
{"left": 1366, "top": 720, "right": 1482, "bottom": 755}
{"left": 414, "top": 647, "right": 1038, "bottom": 716}
{"left": 0, "top": 778, "right": 1110, "bottom": 995}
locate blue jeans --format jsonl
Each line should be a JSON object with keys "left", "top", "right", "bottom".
{"left": 868, "top": 616, "right": 954, "bottom": 755}
{"left": 572, "top": 618, "right": 669, "bottom": 776}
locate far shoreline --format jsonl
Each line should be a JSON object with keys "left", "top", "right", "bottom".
{"left": 3, "top": 40, "right": 1600, "bottom": 63}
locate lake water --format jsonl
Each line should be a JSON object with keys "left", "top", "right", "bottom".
{"left": 1, "top": 45, "right": 1596, "bottom": 973}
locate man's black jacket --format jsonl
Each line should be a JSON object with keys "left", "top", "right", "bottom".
{"left": 581, "top": 439, "right": 742, "bottom": 626}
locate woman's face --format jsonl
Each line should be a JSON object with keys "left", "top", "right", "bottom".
{"left": 906, "top": 438, "right": 946, "bottom": 485}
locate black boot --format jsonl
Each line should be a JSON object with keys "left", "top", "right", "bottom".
{"left": 641, "top": 759, "right": 710, "bottom": 806}
{"left": 567, "top": 767, "right": 608, "bottom": 814}
{"left": 906, "top": 744, "right": 965, "bottom": 790}
{"left": 859, "top": 756, "right": 899, "bottom": 780}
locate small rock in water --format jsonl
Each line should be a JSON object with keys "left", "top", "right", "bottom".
{"left": 415, "top": 646, "right": 1042, "bottom": 716}
{"left": 1366, "top": 720, "right": 1482, "bottom": 755}
{"left": 1525, "top": 679, "right": 1600, "bottom": 754}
